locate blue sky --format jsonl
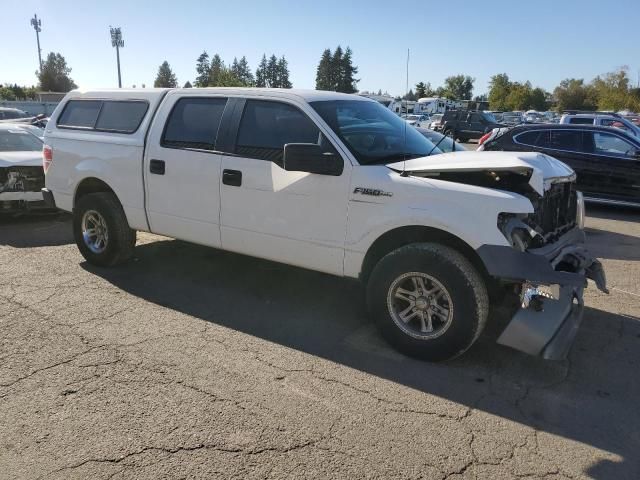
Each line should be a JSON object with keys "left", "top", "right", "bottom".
{"left": 3, "top": 0, "right": 638, "bottom": 96}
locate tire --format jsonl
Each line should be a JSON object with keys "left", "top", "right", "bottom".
{"left": 367, "top": 243, "right": 489, "bottom": 362}
{"left": 73, "top": 192, "right": 136, "bottom": 267}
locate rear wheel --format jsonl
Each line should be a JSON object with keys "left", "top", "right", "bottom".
{"left": 367, "top": 243, "right": 488, "bottom": 361}
{"left": 73, "top": 192, "right": 136, "bottom": 267}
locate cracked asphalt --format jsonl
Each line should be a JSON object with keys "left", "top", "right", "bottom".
{"left": 1, "top": 207, "right": 639, "bottom": 480}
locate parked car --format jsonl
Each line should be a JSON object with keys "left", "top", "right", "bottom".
{"left": 43, "top": 88, "right": 606, "bottom": 361}
{"left": 0, "top": 123, "right": 46, "bottom": 212}
{"left": 479, "top": 124, "right": 640, "bottom": 207}
{"left": 0, "top": 107, "right": 30, "bottom": 121}
{"left": 428, "top": 113, "right": 444, "bottom": 131}
{"left": 415, "top": 127, "right": 467, "bottom": 153}
{"left": 441, "top": 110, "right": 505, "bottom": 141}
{"left": 560, "top": 113, "right": 640, "bottom": 139}
{"left": 402, "top": 114, "right": 430, "bottom": 128}
{"left": 501, "top": 112, "right": 524, "bottom": 126}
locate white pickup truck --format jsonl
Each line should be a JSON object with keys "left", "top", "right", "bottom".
{"left": 42, "top": 88, "right": 607, "bottom": 361}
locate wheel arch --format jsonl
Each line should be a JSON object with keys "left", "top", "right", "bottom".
{"left": 73, "top": 177, "right": 116, "bottom": 208}
{"left": 359, "top": 225, "right": 491, "bottom": 286}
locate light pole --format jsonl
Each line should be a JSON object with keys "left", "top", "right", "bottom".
{"left": 110, "top": 26, "right": 124, "bottom": 88}
{"left": 30, "top": 14, "right": 43, "bottom": 73}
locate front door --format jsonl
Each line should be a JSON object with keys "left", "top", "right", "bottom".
{"left": 218, "top": 98, "right": 352, "bottom": 276}
{"left": 581, "top": 130, "right": 640, "bottom": 202}
{"left": 144, "top": 94, "right": 228, "bottom": 247}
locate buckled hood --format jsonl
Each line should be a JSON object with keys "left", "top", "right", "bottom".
{"left": 386, "top": 151, "right": 575, "bottom": 196}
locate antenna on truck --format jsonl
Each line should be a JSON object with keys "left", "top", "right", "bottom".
{"left": 401, "top": 48, "right": 409, "bottom": 176}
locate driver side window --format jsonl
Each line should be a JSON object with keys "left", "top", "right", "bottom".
{"left": 236, "top": 100, "right": 321, "bottom": 166}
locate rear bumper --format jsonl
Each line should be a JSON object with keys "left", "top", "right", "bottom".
{"left": 477, "top": 228, "right": 608, "bottom": 360}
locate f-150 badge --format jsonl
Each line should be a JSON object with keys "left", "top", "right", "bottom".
{"left": 353, "top": 187, "right": 393, "bottom": 197}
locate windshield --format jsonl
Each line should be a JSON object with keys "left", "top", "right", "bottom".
{"left": 0, "top": 129, "right": 43, "bottom": 152}
{"left": 418, "top": 130, "right": 466, "bottom": 153}
{"left": 481, "top": 112, "right": 497, "bottom": 123}
{"left": 310, "top": 100, "right": 441, "bottom": 165}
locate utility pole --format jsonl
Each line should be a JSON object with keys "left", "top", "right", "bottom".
{"left": 30, "top": 14, "right": 43, "bottom": 73}
{"left": 110, "top": 27, "right": 124, "bottom": 88}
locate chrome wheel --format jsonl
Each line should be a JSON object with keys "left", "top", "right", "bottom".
{"left": 81, "top": 210, "right": 109, "bottom": 254}
{"left": 387, "top": 272, "right": 454, "bottom": 340}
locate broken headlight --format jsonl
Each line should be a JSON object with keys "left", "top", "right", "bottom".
{"left": 497, "top": 213, "right": 544, "bottom": 252}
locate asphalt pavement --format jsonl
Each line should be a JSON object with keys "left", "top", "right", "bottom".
{"left": 1, "top": 207, "right": 639, "bottom": 479}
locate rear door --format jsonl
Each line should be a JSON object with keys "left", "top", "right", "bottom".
{"left": 581, "top": 130, "right": 640, "bottom": 202}
{"left": 218, "top": 97, "right": 352, "bottom": 276}
{"left": 144, "top": 92, "right": 228, "bottom": 247}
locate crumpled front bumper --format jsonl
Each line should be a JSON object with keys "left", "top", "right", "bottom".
{"left": 477, "top": 228, "right": 608, "bottom": 360}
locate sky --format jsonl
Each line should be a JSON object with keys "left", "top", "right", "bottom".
{"left": 2, "top": 0, "right": 639, "bottom": 97}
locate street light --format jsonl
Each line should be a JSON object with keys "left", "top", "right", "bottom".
{"left": 30, "top": 14, "right": 43, "bottom": 73}
{"left": 110, "top": 26, "right": 124, "bottom": 88}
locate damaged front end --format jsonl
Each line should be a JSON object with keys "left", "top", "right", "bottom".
{"left": 479, "top": 185, "right": 608, "bottom": 359}
{"left": 0, "top": 166, "right": 46, "bottom": 212}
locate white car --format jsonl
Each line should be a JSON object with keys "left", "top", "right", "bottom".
{"left": 560, "top": 113, "right": 640, "bottom": 138}
{"left": 0, "top": 123, "right": 46, "bottom": 212}
{"left": 43, "top": 88, "right": 607, "bottom": 361}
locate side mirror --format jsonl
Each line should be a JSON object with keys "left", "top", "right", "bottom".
{"left": 283, "top": 143, "right": 343, "bottom": 176}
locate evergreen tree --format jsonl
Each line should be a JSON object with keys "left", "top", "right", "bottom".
{"left": 337, "top": 47, "right": 358, "bottom": 93}
{"left": 315, "top": 49, "right": 333, "bottom": 90}
{"left": 277, "top": 56, "right": 292, "bottom": 89}
{"left": 415, "top": 82, "right": 427, "bottom": 99}
{"left": 38, "top": 52, "right": 77, "bottom": 92}
{"left": 209, "top": 54, "right": 224, "bottom": 86}
{"left": 194, "top": 51, "right": 210, "bottom": 87}
{"left": 330, "top": 46, "right": 343, "bottom": 91}
{"left": 255, "top": 54, "right": 268, "bottom": 87}
{"left": 237, "top": 56, "right": 254, "bottom": 86}
{"left": 266, "top": 54, "right": 279, "bottom": 87}
{"left": 183, "top": 81, "right": 193, "bottom": 88}
{"left": 154, "top": 61, "right": 178, "bottom": 88}
{"left": 377, "top": 89, "right": 382, "bottom": 96}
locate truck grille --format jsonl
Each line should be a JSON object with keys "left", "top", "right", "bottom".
{"left": 529, "top": 182, "right": 577, "bottom": 239}
{"left": 0, "top": 166, "right": 45, "bottom": 193}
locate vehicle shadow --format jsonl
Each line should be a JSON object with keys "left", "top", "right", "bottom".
{"left": 0, "top": 213, "right": 73, "bottom": 248}
{"left": 83, "top": 238, "right": 640, "bottom": 480}
{"left": 585, "top": 227, "right": 640, "bottom": 261}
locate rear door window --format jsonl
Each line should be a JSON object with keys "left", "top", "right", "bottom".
{"left": 162, "top": 97, "right": 228, "bottom": 151}
{"left": 236, "top": 100, "right": 320, "bottom": 165}
{"left": 515, "top": 130, "right": 546, "bottom": 147}
{"left": 544, "top": 130, "right": 584, "bottom": 151}
{"left": 593, "top": 132, "right": 636, "bottom": 156}
{"left": 567, "top": 117, "right": 594, "bottom": 125}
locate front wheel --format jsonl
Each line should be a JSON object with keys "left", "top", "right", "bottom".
{"left": 367, "top": 243, "right": 488, "bottom": 361}
{"left": 73, "top": 192, "right": 136, "bottom": 267}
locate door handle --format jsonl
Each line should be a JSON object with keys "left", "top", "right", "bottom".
{"left": 150, "top": 159, "right": 165, "bottom": 175}
{"left": 223, "top": 169, "right": 242, "bottom": 187}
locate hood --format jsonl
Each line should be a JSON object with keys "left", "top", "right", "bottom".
{"left": 386, "top": 150, "right": 575, "bottom": 196}
{"left": 0, "top": 151, "right": 43, "bottom": 168}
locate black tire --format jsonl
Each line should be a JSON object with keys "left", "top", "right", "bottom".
{"left": 73, "top": 192, "right": 136, "bottom": 267}
{"left": 367, "top": 243, "right": 489, "bottom": 362}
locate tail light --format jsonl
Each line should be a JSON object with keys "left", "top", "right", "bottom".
{"left": 43, "top": 144, "right": 53, "bottom": 173}
{"left": 478, "top": 132, "right": 492, "bottom": 146}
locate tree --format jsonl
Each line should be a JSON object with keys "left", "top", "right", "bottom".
{"left": 529, "top": 87, "right": 547, "bottom": 111}
{"left": 415, "top": 82, "right": 427, "bottom": 99}
{"left": 336, "top": 47, "right": 358, "bottom": 93}
{"left": 194, "top": 51, "right": 210, "bottom": 87}
{"left": 488, "top": 73, "right": 511, "bottom": 111}
{"left": 591, "top": 67, "right": 637, "bottom": 111}
{"left": 183, "top": 81, "right": 193, "bottom": 88}
{"left": 277, "top": 56, "right": 292, "bottom": 88}
{"left": 440, "top": 75, "right": 474, "bottom": 100}
{"left": 209, "top": 54, "right": 224, "bottom": 86}
{"left": 255, "top": 54, "right": 268, "bottom": 87}
{"left": 315, "top": 49, "right": 333, "bottom": 90}
{"left": 402, "top": 89, "right": 417, "bottom": 101}
{"left": 315, "top": 46, "right": 359, "bottom": 93}
{"left": 233, "top": 56, "right": 254, "bottom": 86}
{"left": 330, "top": 46, "right": 343, "bottom": 92}
{"left": 154, "top": 61, "right": 178, "bottom": 88}
{"left": 554, "top": 78, "right": 596, "bottom": 112}
{"left": 266, "top": 54, "right": 279, "bottom": 87}
{"left": 38, "top": 52, "right": 77, "bottom": 92}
